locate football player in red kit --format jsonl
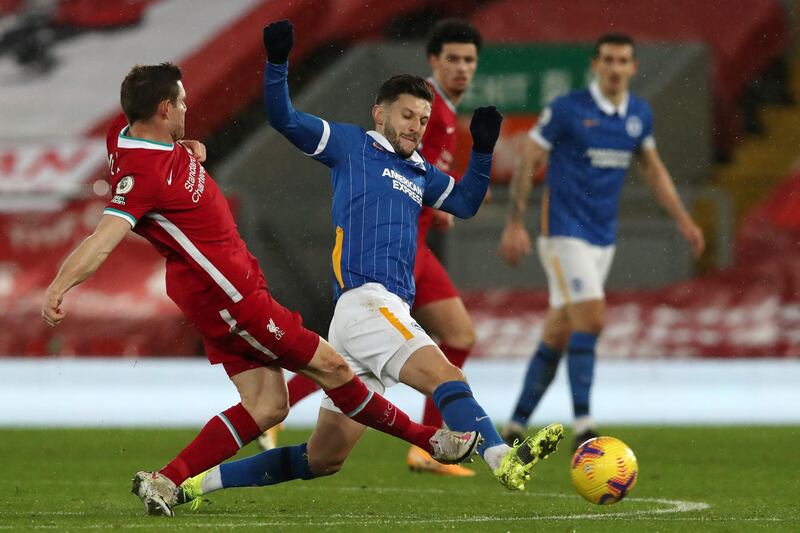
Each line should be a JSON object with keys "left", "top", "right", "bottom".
{"left": 41, "top": 62, "right": 480, "bottom": 517}
{"left": 278, "top": 19, "right": 483, "bottom": 477}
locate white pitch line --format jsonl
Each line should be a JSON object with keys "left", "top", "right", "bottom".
{"left": 0, "top": 489, "right": 717, "bottom": 528}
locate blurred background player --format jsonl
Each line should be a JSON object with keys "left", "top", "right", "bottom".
{"left": 271, "top": 18, "right": 485, "bottom": 478}
{"left": 173, "top": 20, "right": 563, "bottom": 505}
{"left": 497, "top": 33, "right": 705, "bottom": 450}
{"left": 41, "top": 61, "right": 481, "bottom": 517}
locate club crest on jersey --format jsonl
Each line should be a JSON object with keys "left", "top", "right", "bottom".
{"left": 267, "top": 318, "right": 285, "bottom": 340}
{"left": 625, "top": 116, "right": 643, "bottom": 138}
{"left": 115, "top": 175, "right": 134, "bottom": 195}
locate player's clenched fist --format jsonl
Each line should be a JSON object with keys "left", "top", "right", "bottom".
{"left": 263, "top": 19, "right": 294, "bottom": 64}
{"left": 469, "top": 105, "right": 503, "bottom": 154}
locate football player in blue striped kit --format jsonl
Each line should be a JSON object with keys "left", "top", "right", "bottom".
{"left": 499, "top": 33, "right": 705, "bottom": 450}
{"left": 174, "top": 20, "right": 563, "bottom": 506}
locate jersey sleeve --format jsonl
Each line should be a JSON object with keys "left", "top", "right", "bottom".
{"left": 529, "top": 96, "right": 569, "bottom": 151}
{"left": 103, "top": 169, "right": 160, "bottom": 227}
{"left": 264, "top": 61, "right": 357, "bottom": 167}
{"left": 423, "top": 151, "right": 491, "bottom": 218}
{"left": 639, "top": 102, "right": 656, "bottom": 151}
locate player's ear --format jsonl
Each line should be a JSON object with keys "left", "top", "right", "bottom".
{"left": 427, "top": 53, "right": 438, "bottom": 70}
{"left": 157, "top": 99, "right": 171, "bottom": 119}
{"left": 372, "top": 104, "right": 384, "bottom": 127}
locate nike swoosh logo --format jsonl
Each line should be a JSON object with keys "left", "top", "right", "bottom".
{"left": 475, "top": 415, "right": 490, "bottom": 422}
{"left": 167, "top": 170, "right": 172, "bottom": 186}
{"left": 446, "top": 127, "right": 456, "bottom": 134}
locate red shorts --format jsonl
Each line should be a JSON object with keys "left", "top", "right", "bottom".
{"left": 181, "top": 289, "right": 320, "bottom": 378}
{"left": 412, "top": 243, "right": 459, "bottom": 311}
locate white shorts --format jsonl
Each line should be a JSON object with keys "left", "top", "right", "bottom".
{"left": 537, "top": 236, "right": 616, "bottom": 309}
{"left": 320, "top": 283, "right": 436, "bottom": 413}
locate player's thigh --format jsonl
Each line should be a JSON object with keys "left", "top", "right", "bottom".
{"left": 306, "top": 407, "right": 367, "bottom": 476}
{"left": 219, "top": 289, "right": 321, "bottom": 372}
{"left": 537, "top": 236, "right": 606, "bottom": 308}
{"left": 398, "top": 344, "right": 464, "bottom": 396}
{"left": 329, "top": 283, "right": 437, "bottom": 390}
{"left": 229, "top": 365, "right": 289, "bottom": 429}
{"left": 412, "top": 297, "right": 475, "bottom": 349}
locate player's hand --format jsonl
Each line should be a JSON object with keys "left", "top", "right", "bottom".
{"left": 469, "top": 106, "right": 503, "bottom": 154}
{"left": 678, "top": 218, "right": 705, "bottom": 258}
{"left": 498, "top": 220, "right": 531, "bottom": 266}
{"left": 263, "top": 19, "right": 294, "bottom": 64}
{"left": 179, "top": 140, "right": 206, "bottom": 162}
{"left": 42, "top": 288, "right": 66, "bottom": 327}
{"left": 432, "top": 210, "right": 454, "bottom": 231}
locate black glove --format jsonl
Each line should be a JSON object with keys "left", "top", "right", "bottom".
{"left": 263, "top": 19, "right": 294, "bottom": 64}
{"left": 469, "top": 106, "right": 503, "bottom": 154}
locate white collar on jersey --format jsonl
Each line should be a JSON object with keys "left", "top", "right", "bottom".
{"left": 367, "top": 130, "right": 426, "bottom": 168}
{"left": 426, "top": 76, "right": 456, "bottom": 114}
{"left": 589, "top": 80, "right": 629, "bottom": 117}
{"left": 118, "top": 126, "right": 174, "bottom": 151}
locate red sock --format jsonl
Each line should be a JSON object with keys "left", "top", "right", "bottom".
{"left": 158, "top": 403, "right": 261, "bottom": 486}
{"left": 325, "top": 376, "right": 436, "bottom": 452}
{"left": 421, "top": 345, "right": 471, "bottom": 428}
{"left": 288, "top": 374, "right": 321, "bottom": 406}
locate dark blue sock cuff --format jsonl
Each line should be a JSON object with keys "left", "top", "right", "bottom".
{"left": 538, "top": 342, "right": 561, "bottom": 362}
{"left": 433, "top": 380, "right": 473, "bottom": 411}
{"left": 569, "top": 332, "right": 598, "bottom": 353}
{"left": 287, "top": 443, "right": 314, "bottom": 480}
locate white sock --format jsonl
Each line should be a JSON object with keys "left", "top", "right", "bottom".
{"left": 483, "top": 443, "right": 511, "bottom": 471}
{"left": 199, "top": 466, "right": 223, "bottom": 494}
{"left": 573, "top": 415, "right": 595, "bottom": 436}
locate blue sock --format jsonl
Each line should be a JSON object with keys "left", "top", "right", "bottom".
{"left": 220, "top": 443, "right": 314, "bottom": 488}
{"left": 567, "top": 332, "right": 598, "bottom": 418}
{"left": 433, "top": 380, "right": 504, "bottom": 456}
{"left": 511, "top": 342, "right": 562, "bottom": 426}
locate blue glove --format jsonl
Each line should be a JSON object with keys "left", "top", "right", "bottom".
{"left": 469, "top": 106, "right": 503, "bottom": 154}
{"left": 263, "top": 19, "right": 294, "bottom": 64}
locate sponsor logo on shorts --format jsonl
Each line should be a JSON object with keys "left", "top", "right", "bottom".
{"left": 410, "top": 321, "right": 424, "bottom": 332}
{"left": 267, "top": 318, "right": 285, "bottom": 340}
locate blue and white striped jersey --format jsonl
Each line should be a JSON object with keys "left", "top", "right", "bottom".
{"left": 530, "top": 80, "right": 655, "bottom": 246}
{"left": 265, "top": 62, "right": 492, "bottom": 305}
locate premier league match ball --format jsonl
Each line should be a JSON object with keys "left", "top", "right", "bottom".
{"left": 570, "top": 436, "right": 638, "bottom": 505}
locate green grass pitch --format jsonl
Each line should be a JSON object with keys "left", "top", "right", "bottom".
{"left": 1, "top": 426, "right": 798, "bottom": 531}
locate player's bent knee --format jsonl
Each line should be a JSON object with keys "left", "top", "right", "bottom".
{"left": 241, "top": 397, "right": 289, "bottom": 431}
{"left": 308, "top": 455, "right": 346, "bottom": 477}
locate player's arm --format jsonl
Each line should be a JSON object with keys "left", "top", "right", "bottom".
{"left": 637, "top": 147, "right": 705, "bottom": 257}
{"left": 498, "top": 137, "right": 549, "bottom": 266}
{"left": 42, "top": 215, "right": 131, "bottom": 327}
{"left": 262, "top": 20, "right": 344, "bottom": 166}
{"left": 426, "top": 106, "right": 502, "bottom": 218}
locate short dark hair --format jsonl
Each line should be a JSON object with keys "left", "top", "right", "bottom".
{"left": 593, "top": 33, "right": 636, "bottom": 58}
{"left": 375, "top": 74, "right": 434, "bottom": 105}
{"left": 120, "top": 62, "right": 182, "bottom": 124}
{"left": 426, "top": 18, "right": 482, "bottom": 57}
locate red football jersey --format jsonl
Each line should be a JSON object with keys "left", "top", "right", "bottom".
{"left": 103, "top": 116, "right": 262, "bottom": 311}
{"left": 418, "top": 77, "right": 458, "bottom": 241}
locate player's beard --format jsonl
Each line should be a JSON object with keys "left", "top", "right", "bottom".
{"left": 383, "top": 121, "right": 418, "bottom": 159}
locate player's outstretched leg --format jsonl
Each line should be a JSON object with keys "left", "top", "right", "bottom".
{"left": 301, "top": 340, "right": 479, "bottom": 458}
{"left": 431, "top": 379, "right": 564, "bottom": 491}
{"left": 132, "top": 366, "right": 287, "bottom": 516}
{"left": 176, "top": 407, "right": 478, "bottom": 509}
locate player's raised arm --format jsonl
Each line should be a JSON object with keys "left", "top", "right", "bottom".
{"left": 41, "top": 215, "right": 131, "bottom": 327}
{"left": 425, "top": 106, "right": 502, "bottom": 218}
{"left": 262, "top": 20, "right": 346, "bottom": 166}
